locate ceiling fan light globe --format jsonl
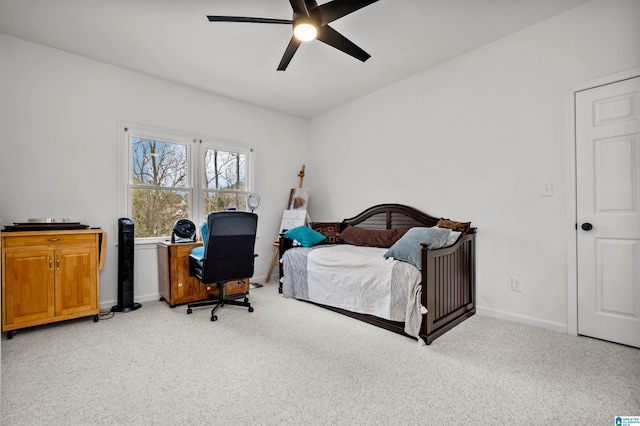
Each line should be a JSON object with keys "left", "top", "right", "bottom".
{"left": 294, "top": 22, "right": 317, "bottom": 41}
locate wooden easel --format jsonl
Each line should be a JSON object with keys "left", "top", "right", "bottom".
{"left": 297, "top": 164, "right": 306, "bottom": 188}
{"left": 265, "top": 165, "right": 305, "bottom": 283}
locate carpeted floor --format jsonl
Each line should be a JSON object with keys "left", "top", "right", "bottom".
{"left": 2, "top": 285, "right": 639, "bottom": 425}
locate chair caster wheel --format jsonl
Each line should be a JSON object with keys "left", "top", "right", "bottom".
{"left": 244, "top": 297, "right": 249, "bottom": 303}
{"left": 248, "top": 307, "right": 254, "bottom": 313}
{"left": 187, "top": 308, "right": 192, "bottom": 314}
{"left": 211, "top": 315, "right": 218, "bottom": 321}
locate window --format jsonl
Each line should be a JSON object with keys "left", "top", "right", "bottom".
{"left": 203, "top": 147, "right": 249, "bottom": 215}
{"left": 120, "top": 124, "right": 255, "bottom": 241}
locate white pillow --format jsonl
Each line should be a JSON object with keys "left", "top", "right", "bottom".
{"left": 442, "top": 229, "right": 461, "bottom": 247}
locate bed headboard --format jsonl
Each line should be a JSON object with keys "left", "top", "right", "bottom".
{"left": 340, "top": 204, "right": 439, "bottom": 231}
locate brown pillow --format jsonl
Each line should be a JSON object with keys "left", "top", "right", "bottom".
{"left": 310, "top": 222, "right": 342, "bottom": 244}
{"left": 437, "top": 218, "right": 471, "bottom": 235}
{"left": 340, "top": 226, "right": 407, "bottom": 248}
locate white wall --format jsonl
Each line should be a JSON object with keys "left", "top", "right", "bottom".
{"left": 306, "top": 0, "right": 640, "bottom": 331}
{"left": 0, "top": 35, "right": 309, "bottom": 307}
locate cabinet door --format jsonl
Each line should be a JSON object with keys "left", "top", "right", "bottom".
{"left": 54, "top": 247, "right": 98, "bottom": 316}
{"left": 224, "top": 279, "right": 250, "bottom": 296}
{"left": 3, "top": 250, "right": 55, "bottom": 325}
{"left": 171, "top": 248, "right": 211, "bottom": 303}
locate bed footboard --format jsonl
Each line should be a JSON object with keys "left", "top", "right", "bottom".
{"left": 421, "top": 232, "right": 476, "bottom": 344}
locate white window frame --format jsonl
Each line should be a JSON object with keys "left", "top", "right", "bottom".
{"left": 118, "top": 122, "right": 256, "bottom": 244}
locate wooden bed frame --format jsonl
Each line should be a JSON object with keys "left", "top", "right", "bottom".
{"left": 279, "top": 203, "right": 476, "bottom": 345}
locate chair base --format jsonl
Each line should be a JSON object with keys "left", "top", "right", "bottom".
{"left": 186, "top": 284, "right": 253, "bottom": 321}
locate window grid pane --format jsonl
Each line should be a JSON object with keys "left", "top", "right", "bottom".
{"left": 203, "top": 191, "right": 248, "bottom": 222}
{"left": 131, "top": 188, "right": 190, "bottom": 238}
{"left": 204, "top": 149, "right": 246, "bottom": 191}
{"left": 132, "top": 138, "right": 188, "bottom": 187}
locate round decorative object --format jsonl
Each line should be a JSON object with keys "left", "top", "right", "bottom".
{"left": 247, "top": 193, "right": 260, "bottom": 212}
{"left": 172, "top": 219, "right": 196, "bottom": 242}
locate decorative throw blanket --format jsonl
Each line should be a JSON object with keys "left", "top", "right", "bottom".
{"left": 281, "top": 245, "right": 424, "bottom": 339}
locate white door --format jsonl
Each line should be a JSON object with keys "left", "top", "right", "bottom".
{"left": 576, "top": 76, "right": 640, "bottom": 348}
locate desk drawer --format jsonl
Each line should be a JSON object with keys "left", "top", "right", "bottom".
{"left": 3, "top": 234, "right": 95, "bottom": 248}
{"left": 173, "top": 243, "right": 202, "bottom": 257}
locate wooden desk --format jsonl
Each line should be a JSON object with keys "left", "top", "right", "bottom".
{"left": 157, "top": 241, "right": 249, "bottom": 307}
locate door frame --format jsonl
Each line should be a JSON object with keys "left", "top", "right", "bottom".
{"left": 565, "top": 67, "right": 640, "bottom": 337}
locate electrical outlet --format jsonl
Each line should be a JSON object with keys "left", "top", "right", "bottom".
{"left": 511, "top": 277, "right": 523, "bottom": 292}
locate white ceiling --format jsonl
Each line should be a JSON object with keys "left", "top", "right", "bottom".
{"left": 0, "top": 0, "right": 589, "bottom": 118}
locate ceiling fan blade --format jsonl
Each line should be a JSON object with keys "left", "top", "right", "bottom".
{"left": 277, "top": 37, "right": 303, "bottom": 71}
{"left": 289, "top": 0, "right": 309, "bottom": 17}
{"left": 207, "top": 16, "right": 292, "bottom": 25}
{"left": 314, "top": 0, "right": 379, "bottom": 26}
{"left": 316, "top": 25, "right": 370, "bottom": 62}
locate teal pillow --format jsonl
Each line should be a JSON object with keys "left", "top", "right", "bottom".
{"left": 383, "top": 227, "right": 451, "bottom": 270}
{"left": 285, "top": 226, "right": 326, "bottom": 247}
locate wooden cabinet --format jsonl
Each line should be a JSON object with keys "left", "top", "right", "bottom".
{"left": 157, "top": 241, "right": 249, "bottom": 307}
{"left": 2, "top": 229, "right": 106, "bottom": 338}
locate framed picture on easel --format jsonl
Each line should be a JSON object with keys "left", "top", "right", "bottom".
{"left": 287, "top": 188, "right": 309, "bottom": 210}
{"left": 278, "top": 209, "right": 307, "bottom": 234}
{"left": 279, "top": 186, "right": 310, "bottom": 233}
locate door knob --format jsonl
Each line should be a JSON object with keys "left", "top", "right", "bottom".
{"left": 581, "top": 223, "right": 593, "bottom": 231}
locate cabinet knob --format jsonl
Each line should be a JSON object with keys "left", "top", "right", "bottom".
{"left": 581, "top": 223, "right": 593, "bottom": 231}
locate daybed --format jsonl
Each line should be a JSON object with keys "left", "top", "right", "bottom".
{"left": 279, "top": 203, "right": 476, "bottom": 345}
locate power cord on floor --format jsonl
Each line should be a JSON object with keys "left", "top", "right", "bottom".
{"left": 98, "top": 310, "right": 115, "bottom": 320}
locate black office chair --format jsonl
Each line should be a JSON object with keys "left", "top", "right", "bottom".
{"left": 186, "top": 211, "right": 257, "bottom": 321}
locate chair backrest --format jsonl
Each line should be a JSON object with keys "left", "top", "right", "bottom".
{"left": 201, "top": 211, "right": 258, "bottom": 284}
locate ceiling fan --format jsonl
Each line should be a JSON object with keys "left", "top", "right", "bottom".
{"left": 207, "top": 0, "right": 379, "bottom": 71}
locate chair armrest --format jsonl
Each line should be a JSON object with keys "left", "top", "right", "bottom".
{"left": 189, "top": 254, "right": 204, "bottom": 281}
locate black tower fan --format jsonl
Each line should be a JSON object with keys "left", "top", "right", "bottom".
{"left": 111, "top": 218, "right": 142, "bottom": 312}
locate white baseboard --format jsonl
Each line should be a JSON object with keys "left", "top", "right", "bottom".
{"left": 476, "top": 305, "right": 568, "bottom": 334}
{"left": 100, "top": 292, "right": 161, "bottom": 311}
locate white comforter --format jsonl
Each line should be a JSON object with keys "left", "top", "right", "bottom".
{"left": 307, "top": 245, "right": 395, "bottom": 318}
{"left": 281, "top": 244, "right": 424, "bottom": 339}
